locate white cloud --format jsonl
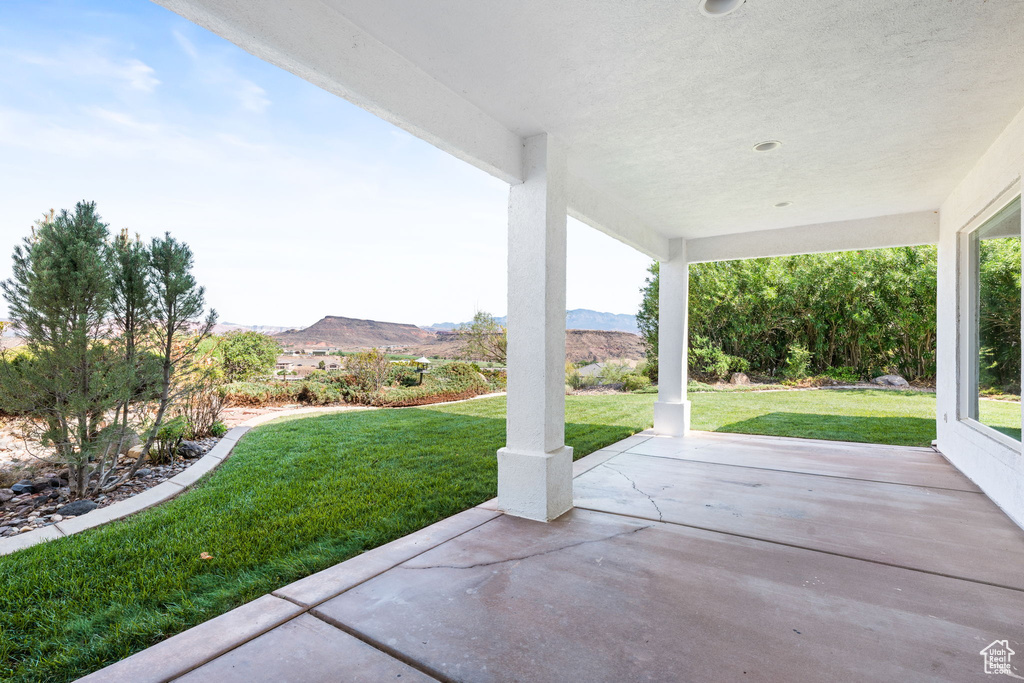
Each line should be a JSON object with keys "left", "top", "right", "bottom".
{"left": 235, "top": 80, "right": 270, "bottom": 114}
{"left": 171, "top": 30, "right": 199, "bottom": 61}
{"left": 82, "top": 106, "right": 162, "bottom": 133}
{"left": 8, "top": 48, "right": 159, "bottom": 93}
{"left": 172, "top": 29, "right": 270, "bottom": 114}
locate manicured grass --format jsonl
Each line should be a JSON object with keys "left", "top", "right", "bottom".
{"left": 979, "top": 399, "right": 1022, "bottom": 440}
{"left": 0, "top": 395, "right": 653, "bottom": 683}
{"left": 689, "top": 388, "right": 1020, "bottom": 447}
{"left": 0, "top": 389, "right": 1016, "bottom": 681}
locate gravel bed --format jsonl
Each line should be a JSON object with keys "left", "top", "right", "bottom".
{"left": 0, "top": 437, "right": 221, "bottom": 539}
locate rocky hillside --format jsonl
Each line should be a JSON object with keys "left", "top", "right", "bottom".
{"left": 400, "top": 329, "right": 644, "bottom": 363}
{"left": 274, "top": 316, "right": 435, "bottom": 349}
{"left": 428, "top": 309, "right": 637, "bottom": 334}
{"left": 564, "top": 330, "right": 645, "bottom": 363}
{"left": 272, "top": 314, "right": 646, "bottom": 362}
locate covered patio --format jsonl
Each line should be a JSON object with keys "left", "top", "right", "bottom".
{"left": 83, "top": 430, "right": 1024, "bottom": 681}
{"left": 150, "top": 0, "right": 1024, "bottom": 528}
{"left": 89, "top": 0, "right": 1024, "bottom": 678}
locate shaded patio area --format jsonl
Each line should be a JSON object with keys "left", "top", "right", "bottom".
{"left": 83, "top": 431, "right": 1024, "bottom": 681}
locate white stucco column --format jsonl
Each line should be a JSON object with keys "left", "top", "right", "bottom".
{"left": 654, "top": 238, "right": 691, "bottom": 436}
{"left": 497, "top": 133, "right": 573, "bottom": 522}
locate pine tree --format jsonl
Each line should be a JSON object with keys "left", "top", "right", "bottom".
{"left": 0, "top": 202, "right": 119, "bottom": 496}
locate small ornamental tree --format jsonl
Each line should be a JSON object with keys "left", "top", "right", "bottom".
{"left": 345, "top": 348, "right": 390, "bottom": 395}
{"left": 219, "top": 330, "right": 280, "bottom": 382}
{"left": 456, "top": 310, "right": 507, "bottom": 364}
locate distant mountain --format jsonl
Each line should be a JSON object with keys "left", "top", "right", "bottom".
{"left": 214, "top": 322, "right": 297, "bottom": 335}
{"left": 274, "top": 315, "right": 435, "bottom": 349}
{"left": 398, "top": 329, "right": 645, "bottom": 363}
{"left": 565, "top": 309, "right": 638, "bottom": 334}
{"left": 428, "top": 309, "right": 637, "bottom": 334}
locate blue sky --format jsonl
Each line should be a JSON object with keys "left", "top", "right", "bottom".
{"left": 0, "top": 0, "right": 652, "bottom": 327}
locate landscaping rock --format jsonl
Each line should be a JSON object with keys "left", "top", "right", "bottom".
{"left": 56, "top": 499, "right": 99, "bottom": 517}
{"left": 177, "top": 441, "right": 203, "bottom": 458}
{"left": 127, "top": 445, "right": 145, "bottom": 460}
{"left": 730, "top": 372, "right": 750, "bottom": 385}
{"left": 871, "top": 374, "right": 910, "bottom": 388}
{"left": 137, "top": 468, "right": 152, "bottom": 477}
{"left": 0, "top": 489, "right": 13, "bottom": 503}
{"left": 10, "top": 480, "right": 34, "bottom": 494}
{"left": 0, "top": 526, "right": 12, "bottom": 535}
{"left": 99, "top": 426, "right": 141, "bottom": 458}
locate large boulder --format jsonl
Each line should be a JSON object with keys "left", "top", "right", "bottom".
{"left": 871, "top": 374, "right": 910, "bottom": 388}
{"left": 730, "top": 372, "right": 750, "bottom": 385}
{"left": 56, "top": 499, "right": 99, "bottom": 517}
{"left": 10, "top": 480, "right": 35, "bottom": 495}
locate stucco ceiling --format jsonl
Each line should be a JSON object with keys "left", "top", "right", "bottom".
{"left": 324, "top": 0, "right": 1024, "bottom": 239}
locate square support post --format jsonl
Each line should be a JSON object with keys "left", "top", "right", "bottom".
{"left": 654, "top": 238, "right": 691, "bottom": 436}
{"left": 497, "top": 133, "right": 573, "bottom": 522}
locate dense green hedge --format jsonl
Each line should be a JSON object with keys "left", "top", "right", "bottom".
{"left": 639, "top": 245, "right": 1000, "bottom": 383}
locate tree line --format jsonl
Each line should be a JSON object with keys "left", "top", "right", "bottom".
{"left": 638, "top": 243, "right": 1020, "bottom": 387}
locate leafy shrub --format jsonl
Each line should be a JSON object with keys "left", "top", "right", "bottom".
{"left": 690, "top": 334, "right": 750, "bottom": 380}
{"left": 209, "top": 421, "right": 228, "bottom": 438}
{"left": 388, "top": 363, "right": 420, "bottom": 387}
{"left": 219, "top": 381, "right": 300, "bottom": 406}
{"left": 151, "top": 415, "right": 189, "bottom": 464}
{"left": 297, "top": 382, "right": 345, "bottom": 406}
{"left": 621, "top": 373, "right": 652, "bottom": 392}
{"left": 599, "top": 362, "right": 632, "bottom": 384}
{"left": 781, "top": 343, "right": 813, "bottom": 380}
{"left": 218, "top": 331, "right": 280, "bottom": 382}
{"left": 565, "top": 362, "right": 598, "bottom": 390}
{"left": 346, "top": 348, "right": 390, "bottom": 394}
{"left": 823, "top": 366, "right": 860, "bottom": 383}
{"left": 376, "top": 361, "right": 489, "bottom": 407}
{"left": 179, "top": 381, "right": 226, "bottom": 439}
{"left": 482, "top": 368, "right": 506, "bottom": 390}
{"left": 642, "top": 357, "right": 658, "bottom": 383}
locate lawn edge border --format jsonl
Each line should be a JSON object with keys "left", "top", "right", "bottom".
{"left": 0, "top": 425, "right": 251, "bottom": 556}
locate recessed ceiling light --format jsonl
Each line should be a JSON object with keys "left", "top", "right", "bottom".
{"left": 753, "top": 140, "right": 782, "bottom": 152}
{"left": 698, "top": 0, "right": 745, "bottom": 17}
{"left": 774, "top": 202, "right": 792, "bottom": 208}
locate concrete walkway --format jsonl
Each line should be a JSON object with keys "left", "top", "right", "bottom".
{"left": 82, "top": 431, "right": 1024, "bottom": 682}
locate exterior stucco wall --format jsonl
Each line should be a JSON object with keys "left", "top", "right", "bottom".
{"left": 936, "top": 105, "right": 1024, "bottom": 529}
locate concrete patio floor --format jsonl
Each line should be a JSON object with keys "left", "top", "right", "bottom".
{"left": 82, "top": 431, "right": 1024, "bottom": 682}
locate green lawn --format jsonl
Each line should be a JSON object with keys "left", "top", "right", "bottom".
{"left": 0, "top": 394, "right": 653, "bottom": 683}
{"left": 0, "top": 389, "right": 1018, "bottom": 681}
{"left": 689, "top": 388, "right": 1020, "bottom": 446}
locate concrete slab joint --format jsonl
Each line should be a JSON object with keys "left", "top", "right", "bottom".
{"left": 500, "top": 132, "right": 574, "bottom": 522}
